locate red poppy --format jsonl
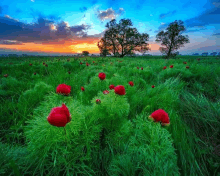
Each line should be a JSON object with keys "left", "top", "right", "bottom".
{"left": 56, "top": 84, "right": 71, "bottom": 95}
{"left": 148, "top": 109, "right": 170, "bottom": 126}
{"left": 129, "top": 81, "right": 134, "bottom": 87}
{"left": 45, "top": 64, "right": 48, "bottom": 67}
{"left": 151, "top": 85, "right": 155, "bottom": 88}
{"left": 114, "top": 85, "right": 126, "bottom": 95}
{"left": 170, "top": 65, "right": 173, "bottom": 68}
{"left": 141, "top": 67, "right": 143, "bottom": 70}
{"left": 80, "top": 62, "right": 83, "bottom": 65}
{"left": 93, "top": 61, "right": 95, "bottom": 63}
{"left": 103, "top": 90, "right": 109, "bottom": 95}
{"left": 86, "top": 62, "right": 89, "bottom": 66}
{"left": 29, "top": 63, "right": 32, "bottom": 66}
{"left": 109, "top": 84, "right": 115, "bottom": 90}
{"left": 183, "top": 62, "right": 187, "bottom": 64}
{"left": 43, "top": 62, "right": 45, "bottom": 65}
{"left": 47, "top": 103, "right": 71, "bottom": 127}
{"left": 4, "top": 74, "right": 8, "bottom": 78}
{"left": 197, "top": 58, "right": 200, "bottom": 61}
{"left": 186, "top": 66, "right": 189, "bottom": 69}
{"left": 96, "top": 99, "right": 101, "bottom": 104}
{"left": 98, "top": 72, "right": 106, "bottom": 80}
{"left": 163, "top": 66, "right": 167, "bottom": 70}
{"left": 34, "top": 72, "right": 36, "bottom": 75}
{"left": 68, "top": 71, "right": 71, "bottom": 74}
{"left": 137, "top": 67, "right": 139, "bottom": 69}
{"left": 81, "top": 87, "right": 85, "bottom": 91}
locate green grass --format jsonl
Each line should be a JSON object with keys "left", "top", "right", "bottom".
{"left": 0, "top": 55, "right": 220, "bottom": 176}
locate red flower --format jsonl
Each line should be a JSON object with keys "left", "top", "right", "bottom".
{"left": 186, "top": 66, "right": 189, "bottom": 69}
{"left": 103, "top": 90, "right": 109, "bottom": 95}
{"left": 29, "top": 63, "right": 32, "bottom": 66}
{"left": 96, "top": 99, "right": 101, "bottom": 104}
{"left": 137, "top": 67, "right": 139, "bottom": 69}
{"left": 183, "top": 62, "right": 187, "bottom": 64}
{"left": 141, "top": 67, "right": 143, "bottom": 70}
{"left": 93, "top": 61, "right": 95, "bottom": 63}
{"left": 148, "top": 109, "right": 170, "bottom": 126}
{"left": 98, "top": 72, "right": 106, "bottom": 80}
{"left": 34, "top": 72, "right": 36, "bottom": 75}
{"left": 45, "top": 64, "right": 48, "bottom": 67}
{"left": 47, "top": 103, "right": 71, "bottom": 127}
{"left": 109, "top": 84, "right": 115, "bottom": 90}
{"left": 81, "top": 86, "right": 85, "bottom": 91}
{"left": 114, "top": 85, "right": 126, "bottom": 95}
{"left": 197, "top": 58, "right": 200, "bottom": 61}
{"left": 43, "top": 62, "right": 45, "bottom": 65}
{"left": 151, "top": 85, "right": 155, "bottom": 88}
{"left": 68, "top": 71, "right": 71, "bottom": 74}
{"left": 56, "top": 84, "right": 71, "bottom": 95}
{"left": 129, "top": 81, "right": 134, "bottom": 87}
{"left": 163, "top": 66, "right": 167, "bottom": 70}
{"left": 4, "top": 74, "right": 8, "bottom": 78}
{"left": 170, "top": 65, "right": 173, "bottom": 68}
{"left": 86, "top": 62, "right": 89, "bottom": 66}
{"left": 80, "top": 62, "right": 83, "bottom": 65}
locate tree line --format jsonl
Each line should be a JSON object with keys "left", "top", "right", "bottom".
{"left": 95, "top": 19, "right": 190, "bottom": 58}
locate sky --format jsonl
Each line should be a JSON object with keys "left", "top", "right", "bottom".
{"left": 0, "top": 0, "right": 219, "bottom": 56}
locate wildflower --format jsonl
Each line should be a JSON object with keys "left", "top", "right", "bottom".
{"left": 68, "top": 71, "right": 71, "bottom": 74}
{"left": 148, "top": 109, "right": 170, "bottom": 126}
{"left": 93, "top": 61, "right": 95, "bottom": 63}
{"left": 163, "top": 66, "right": 167, "bottom": 70}
{"left": 183, "top": 62, "right": 187, "bottom": 64}
{"left": 186, "top": 66, "right": 189, "bottom": 69}
{"left": 151, "top": 85, "right": 155, "bottom": 88}
{"left": 96, "top": 99, "right": 101, "bottom": 104}
{"left": 103, "top": 90, "right": 109, "bottom": 95}
{"left": 4, "top": 74, "right": 8, "bottom": 78}
{"left": 137, "top": 67, "right": 139, "bottom": 69}
{"left": 43, "top": 62, "right": 45, "bottom": 65}
{"left": 56, "top": 84, "right": 71, "bottom": 95}
{"left": 47, "top": 103, "right": 71, "bottom": 127}
{"left": 45, "top": 64, "right": 48, "bottom": 67}
{"left": 29, "top": 63, "right": 32, "bottom": 66}
{"left": 114, "top": 85, "right": 126, "bottom": 95}
{"left": 129, "top": 81, "right": 134, "bottom": 87}
{"left": 81, "top": 87, "right": 85, "bottom": 91}
{"left": 170, "top": 65, "right": 173, "bottom": 68}
{"left": 86, "top": 62, "right": 89, "bottom": 66}
{"left": 34, "top": 72, "right": 36, "bottom": 75}
{"left": 109, "top": 84, "right": 115, "bottom": 90}
{"left": 80, "top": 62, "right": 83, "bottom": 65}
{"left": 98, "top": 72, "right": 106, "bottom": 80}
{"left": 141, "top": 67, "right": 143, "bottom": 70}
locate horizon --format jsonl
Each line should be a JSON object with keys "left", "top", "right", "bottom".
{"left": 0, "top": 0, "right": 219, "bottom": 56}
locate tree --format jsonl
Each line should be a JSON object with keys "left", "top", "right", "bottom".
{"left": 97, "top": 19, "right": 151, "bottom": 57}
{"left": 155, "top": 20, "right": 190, "bottom": 59}
{"left": 97, "top": 34, "right": 111, "bottom": 57}
{"left": 82, "top": 51, "right": 89, "bottom": 56}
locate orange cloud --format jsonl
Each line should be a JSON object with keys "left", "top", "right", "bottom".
{"left": 148, "top": 43, "right": 161, "bottom": 51}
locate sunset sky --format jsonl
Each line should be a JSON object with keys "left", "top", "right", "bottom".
{"left": 0, "top": 0, "right": 219, "bottom": 55}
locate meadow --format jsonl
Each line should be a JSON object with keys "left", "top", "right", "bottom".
{"left": 0, "top": 55, "right": 220, "bottom": 176}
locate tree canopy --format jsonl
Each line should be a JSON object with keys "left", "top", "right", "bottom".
{"left": 97, "top": 19, "right": 151, "bottom": 57}
{"left": 155, "top": 20, "right": 190, "bottom": 58}
{"left": 82, "top": 51, "right": 89, "bottom": 56}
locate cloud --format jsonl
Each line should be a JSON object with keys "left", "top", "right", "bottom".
{"left": 31, "top": 0, "right": 35, "bottom": 2}
{"left": 96, "top": 7, "right": 124, "bottom": 21}
{"left": 0, "top": 40, "right": 23, "bottom": 45}
{"left": 213, "top": 32, "right": 220, "bottom": 35}
{"left": 159, "top": 10, "right": 176, "bottom": 19}
{"left": 0, "top": 15, "right": 93, "bottom": 44}
{"left": 80, "top": 6, "right": 87, "bottom": 13}
{"left": 184, "top": 5, "right": 220, "bottom": 28}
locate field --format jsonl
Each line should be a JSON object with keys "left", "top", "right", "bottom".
{"left": 0, "top": 55, "right": 220, "bottom": 176}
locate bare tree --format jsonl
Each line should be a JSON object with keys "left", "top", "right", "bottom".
{"left": 155, "top": 20, "right": 190, "bottom": 58}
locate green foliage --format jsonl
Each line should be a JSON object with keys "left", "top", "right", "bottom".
{"left": 108, "top": 113, "right": 180, "bottom": 176}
